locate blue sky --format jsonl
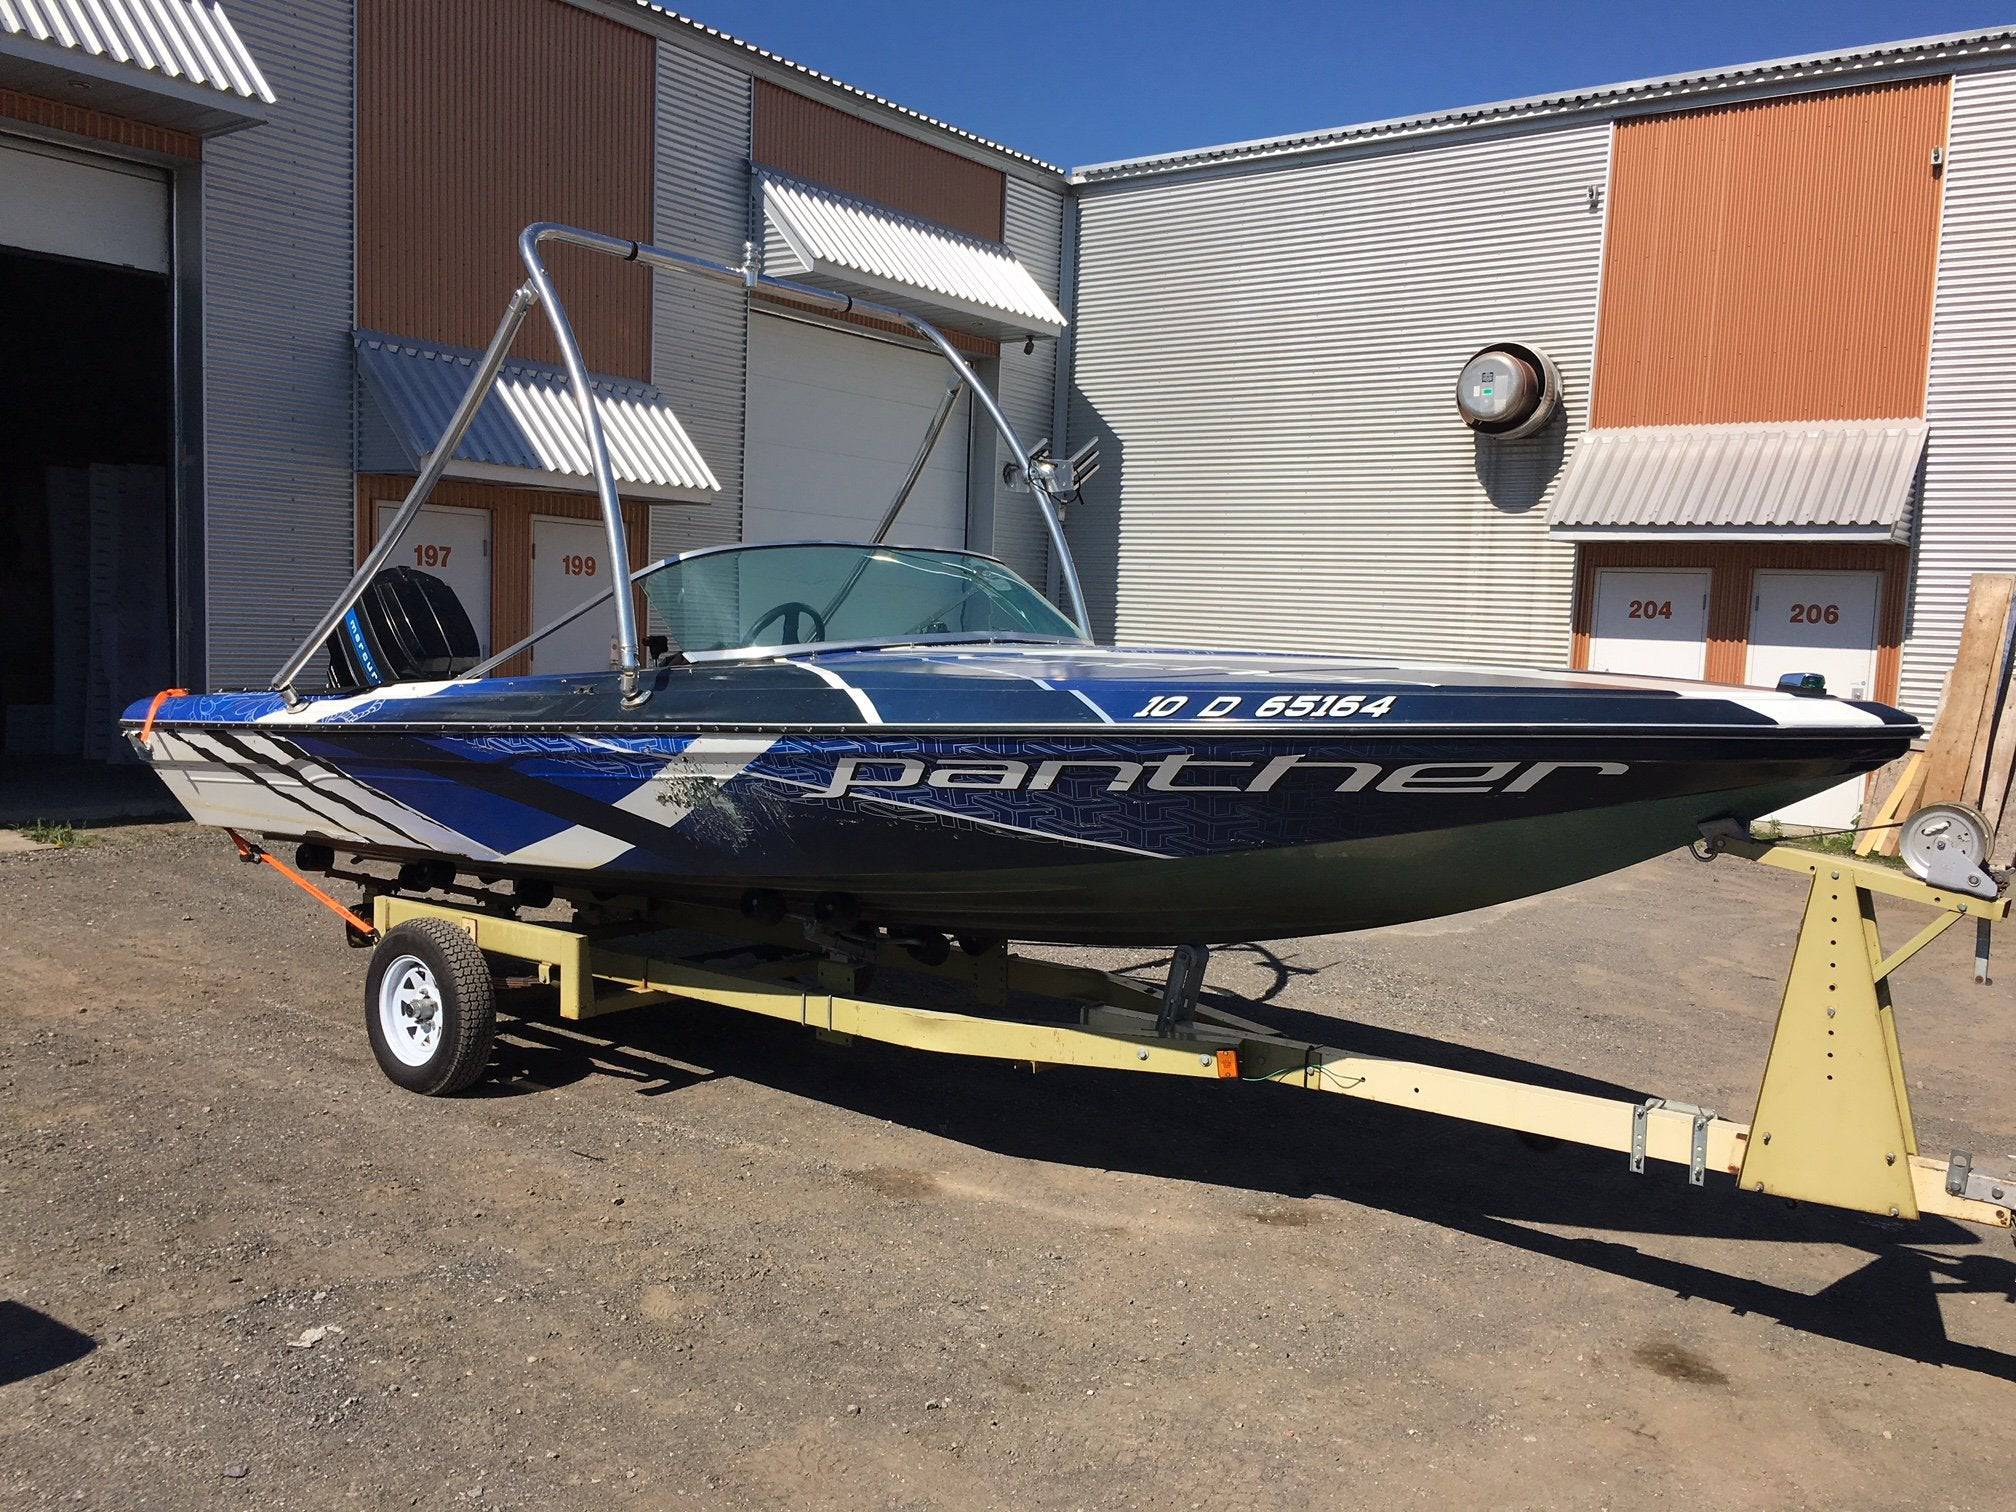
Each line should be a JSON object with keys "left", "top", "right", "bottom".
{"left": 681, "top": 0, "right": 2013, "bottom": 167}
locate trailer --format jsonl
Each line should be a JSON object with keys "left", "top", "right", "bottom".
{"left": 230, "top": 824, "right": 2014, "bottom": 1233}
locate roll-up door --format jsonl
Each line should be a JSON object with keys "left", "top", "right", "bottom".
{"left": 743, "top": 314, "right": 971, "bottom": 549}
{"left": 0, "top": 135, "right": 170, "bottom": 274}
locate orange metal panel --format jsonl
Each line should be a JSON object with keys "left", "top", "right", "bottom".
{"left": 1592, "top": 79, "right": 1949, "bottom": 427}
{"left": 1570, "top": 540, "right": 1905, "bottom": 700}
{"left": 0, "top": 88, "right": 200, "bottom": 159}
{"left": 357, "top": 476, "right": 650, "bottom": 676}
{"left": 754, "top": 80, "right": 1004, "bottom": 242}
{"left": 357, "top": 0, "right": 654, "bottom": 378}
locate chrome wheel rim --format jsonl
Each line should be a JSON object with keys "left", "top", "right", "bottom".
{"left": 378, "top": 955, "right": 443, "bottom": 1067}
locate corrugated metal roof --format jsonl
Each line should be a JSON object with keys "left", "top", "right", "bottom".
{"left": 624, "top": 3, "right": 1060, "bottom": 175}
{"left": 1548, "top": 421, "right": 1927, "bottom": 540}
{"left": 1073, "top": 27, "right": 2016, "bottom": 183}
{"left": 354, "top": 331, "right": 721, "bottom": 500}
{"left": 0, "top": 0, "right": 275, "bottom": 102}
{"left": 759, "top": 171, "right": 1067, "bottom": 340}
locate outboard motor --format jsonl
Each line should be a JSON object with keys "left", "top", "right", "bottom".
{"left": 325, "top": 566, "right": 482, "bottom": 691}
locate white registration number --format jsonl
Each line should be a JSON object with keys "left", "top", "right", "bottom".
{"left": 1130, "top": 693, "right": 1396, "bottom": 720}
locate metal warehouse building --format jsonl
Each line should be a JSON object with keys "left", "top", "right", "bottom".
{"left": 1065, "top": 29, "right": 2016, "bottom": 825}
{"left": 4, "top": 5, "right": 2016, "bottom": 831}
{"left": 1, "top": 0, "right": 1068, "bottom": 762}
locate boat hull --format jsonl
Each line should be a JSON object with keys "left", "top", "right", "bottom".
{"left": 127, "top": 717, "right": 1902, "bottom": 944}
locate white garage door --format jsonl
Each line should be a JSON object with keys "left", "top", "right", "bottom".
{"left": 743, "top": 314, "right": 972, "bottom": 549}
{"left": 373, "top": 501, "right": 492, "bottom": 654}
{"left": 530, "top": 515, "right": 617, "bottom": 675}
{"left": 1745, "top": 570, "right": 1883, "bottom": 830}
{"left": 1588, "top": 570, "right": 1712, "bottom": 680}
{"left": 0, "top": 135, "right": 169, "bottom": 273}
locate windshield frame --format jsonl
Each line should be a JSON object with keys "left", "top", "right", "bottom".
{"left": 458, "top": 539, "right": 1090, "bottom": 679}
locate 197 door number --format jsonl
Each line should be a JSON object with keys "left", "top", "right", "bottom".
{"left": 1131, "top": 693, "right": 1396, "bottom": 720}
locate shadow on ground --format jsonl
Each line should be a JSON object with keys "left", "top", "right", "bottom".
{"left": 0, "top": 1302, "right": 96, "bottom": 1386}
{"left": 485, "top": 947, "right": 2016, "bottom": 1384}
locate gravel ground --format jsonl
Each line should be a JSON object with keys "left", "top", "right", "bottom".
{"left": 3, "top": 821, "right": 2014, "bottom": 1509}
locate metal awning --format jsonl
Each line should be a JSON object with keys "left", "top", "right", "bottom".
{"left": 355, "top": 331, "right": 720, "bottom": 502}
{"left": 757, "top": 170, "right": 1067, "bottom": 342}
{"left": 0, "top": 0, "right": 274, "bottom": 136}
{"left": 1548, "top": 420, "right": 1928, "bottom": 542}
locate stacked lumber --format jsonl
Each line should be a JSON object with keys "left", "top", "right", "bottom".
{"left": 1864, "top": 573, "right": 2016, "bottom": 857}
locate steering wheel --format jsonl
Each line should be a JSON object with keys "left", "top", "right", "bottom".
{"left": 747, "top": 600, "right": 829, "bottom": 645}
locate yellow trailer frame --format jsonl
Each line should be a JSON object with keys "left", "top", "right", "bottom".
{"left": 369, "top": 841, "right": 2013, "bottom": 1231}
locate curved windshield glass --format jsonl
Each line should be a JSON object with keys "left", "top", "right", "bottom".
{"left": 639, "top": 544, "right": 1080, "bottom": 655}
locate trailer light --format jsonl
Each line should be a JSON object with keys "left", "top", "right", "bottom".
{"left": 1215, "top": 1049, "right": 1239, "bottom": 1079}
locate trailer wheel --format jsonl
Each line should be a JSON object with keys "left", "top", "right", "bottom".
{"left": 365, "top": 919, "right": 496, "bottom": 1095}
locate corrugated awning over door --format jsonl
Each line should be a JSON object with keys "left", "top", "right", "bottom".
{"left": 0, "top": 0, "right": 275, "bottom": 134}
{"left": 757, "top": 170, "right": 1067, "bottom": 342}
{"left": 1548, "top": 420, "right": 1927, "bottom": 542}
{"left": 354, "top": 331, "right": 720, "bottom": 502}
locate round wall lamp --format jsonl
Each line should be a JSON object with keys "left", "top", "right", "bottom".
{"left": 1455, "top": 342, "right": 1561, "bottom": 440}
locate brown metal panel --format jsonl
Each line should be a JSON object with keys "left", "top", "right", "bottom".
{"left": 357, "top": 475, "right": 649, "bottom": 676}
{"left": 357, "top": 0, "right": 653, "bottom": 377}
{"left": 1592, "top": 79, "right": 1949, "bottom": 427}
{"left": 754, "top": 79, "right": 1003, "bottom": 241}
{"left": 0, "top": 88, "right": 200, "bottom": 159}
{"left": 1570, "top": 541, "right": 1906, "bottom": 700}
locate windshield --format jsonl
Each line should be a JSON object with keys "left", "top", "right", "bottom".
{"left": 638, "top": 544, "right": 1080, "bottom": 655}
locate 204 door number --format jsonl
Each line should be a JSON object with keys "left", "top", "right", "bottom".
{"left": 1131, "top": 692, "right": 1397, "bottom": 720}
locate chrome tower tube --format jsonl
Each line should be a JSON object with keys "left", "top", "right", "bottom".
{"left": 872, "top": 380, "right": 965, "bottom": 545}
{"left": 271, "top": 285, "right": 538, "bottom": 706}
{"left": 270, "top": 222, "right": 1087, "bottom": 705}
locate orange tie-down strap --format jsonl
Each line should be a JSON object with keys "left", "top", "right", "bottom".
{"left": 138, "top": 688, "right": 190, "bottom": 745}
{"left": 226, "top": 829, "right": 377, "bottom": 938}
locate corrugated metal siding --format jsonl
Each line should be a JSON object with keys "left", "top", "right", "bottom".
{"left": 1571, "top": 540, "right": 1908, "bottom": 701}
{"left": 992, "top": 174, "right": 1064, "bottom": 585}
{"left": 753, "top": 79, "right": 1003, "bottom": 241}
{"left": 1068, "top": 123, "right": 1608, "bottom": 659}
{"left": 201, "top": 0, "right": 352, "bottom": 684}
{"left": 356, "top": 0, "right": 653, "bottom": 377}
{"left": 1549, "top": 420, "right": 1926, "bottom": 537}
{"left": 1905, "top": 67, "right": 2016, "bottom": 720}
{"left": 649, "top": 35, "right": 750, "bottom": 560}
{"left": 1591, "top": 79, "right": 1947, "bottom": 427}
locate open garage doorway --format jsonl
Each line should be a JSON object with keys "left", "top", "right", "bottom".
{"left": 0, "top": 173, "right": 175, "bottom": 766}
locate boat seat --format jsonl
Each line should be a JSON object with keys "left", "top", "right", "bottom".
{"left": 325, "top": 566, "right": 482, "bottom": 691}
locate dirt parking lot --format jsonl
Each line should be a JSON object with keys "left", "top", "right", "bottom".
{"left": 4, "top": 821, "right": 2015, "bottom": 1509}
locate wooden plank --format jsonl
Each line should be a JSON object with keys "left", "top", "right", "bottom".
{"left": 1856, "top": 750, "right": 1923, "bottom": 854}
{"left": 1919, "top": 574, "right": 2016, "bottom": 807}
{"left": 1962, "top": 596, "right": 2016, "bottom": 805}
{"left": 1878, "top": 756, "right": 1928, "bottom": 857}
{"left": 1979, "top": 636, "right": 2016, "bottom": 830}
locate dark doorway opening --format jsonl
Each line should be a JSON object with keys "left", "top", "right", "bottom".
{"left": 0, "top": 247, "right": 174, "bottom": 763}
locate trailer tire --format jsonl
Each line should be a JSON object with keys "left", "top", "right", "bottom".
{"left": 365, "top": 919, "right": 496, "bottom": 1095}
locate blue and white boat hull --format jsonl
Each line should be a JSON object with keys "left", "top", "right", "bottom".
{"left": 124, "top": 648, "right": 1917, "bottom": 944}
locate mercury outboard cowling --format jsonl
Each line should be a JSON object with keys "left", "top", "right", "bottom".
{"left": 325, "top": 566, "right": 481, "bottom": 691}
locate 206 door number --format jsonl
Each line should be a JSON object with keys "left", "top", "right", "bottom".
{"left": 1131, "top": 693, "right": 1396, "bottom": 720}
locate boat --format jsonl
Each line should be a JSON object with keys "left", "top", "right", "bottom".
{"left": 123, "top": 223, "right": 1918, "bottom": 946}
